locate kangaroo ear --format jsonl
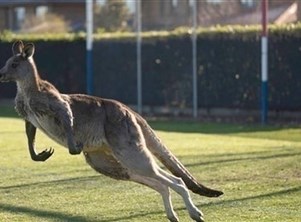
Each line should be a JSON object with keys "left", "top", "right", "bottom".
{"left": 23, "top": 43, "right": 35, "bottom": 59}
{"left": 12, "top": 40, "right": 24, "bottom": 55}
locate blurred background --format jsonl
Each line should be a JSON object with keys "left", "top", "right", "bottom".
{"left": 0, "top": 0, "right": 301, "bottom": 122}
{"left": 0, "top": 0, "right": 299, "bottom": 32}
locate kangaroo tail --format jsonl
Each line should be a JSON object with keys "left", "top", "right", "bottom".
{"left": 136, "top": 116, "right": 223, "bottom": 198}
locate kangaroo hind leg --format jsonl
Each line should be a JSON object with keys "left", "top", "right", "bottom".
{"left": 119, "top": 153, "right": 204, "bottom": 222}
{"left": 110, "top": 143, "right": 204, "bottom": 222}
{"left": 130, "top": 174, "right": 179, "bottom": 222}
{"left": 156, "top": 168, "right": 204, "bottom": 222}
{"left": 105, "top": 110, "right": 203, "bottom": 221}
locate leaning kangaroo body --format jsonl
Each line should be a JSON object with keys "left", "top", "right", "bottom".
{"left": 0, "top": 41, "right": 223, "bottom": 222}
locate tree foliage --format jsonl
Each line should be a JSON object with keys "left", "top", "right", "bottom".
{"left": 95, "top": 0, "right": 131, "bottom": 32}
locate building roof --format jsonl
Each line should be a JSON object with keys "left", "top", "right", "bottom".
{"left": 224, "top": 2, "right": 298, "bottom": 25}
{"left": 0, "top": 0, "right": 84, "bottom": 6}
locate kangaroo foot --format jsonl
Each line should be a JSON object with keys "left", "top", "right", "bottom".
{"left": 189, "top": 207, "right": 204, "bottom": 222}
{"left": 168, "top": 215, "right": 179, "bottom": 222}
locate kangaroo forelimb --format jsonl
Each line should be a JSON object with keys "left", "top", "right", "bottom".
{"left": 51, "top": 102, "right": 82, "bottom": 155}
{"left": 64, "top": 124, "right": 82, "bottom": 155}
{"left": 25, "top": 121, "right": 54, "bottom": 161}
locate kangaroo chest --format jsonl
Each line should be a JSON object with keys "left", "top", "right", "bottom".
{"left": 15, "top": 94, "right": 67, "bottom": 146}
{"left": 15, "top": 96, "right": 39, "bottom": 125}
{"left": 15, "top": 94, "right": 107, "bottom": 150}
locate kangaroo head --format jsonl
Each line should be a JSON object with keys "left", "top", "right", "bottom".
{"left": 0, "top": 40, "right": 36, "bottom": 83}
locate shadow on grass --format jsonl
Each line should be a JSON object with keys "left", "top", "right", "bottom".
{"left": 6, "top": 185, "right": 297, "bottom": 222}
{"left": 0, "top": 175, "right": 101, "bottom": 190}
{"left": 2, "top": 150, "right": 300, "bottom": 191}
{"left": 149, "top": 120, "right": 298, "bottom": 135}
{"left": 0, "top": 202, "right": 96, "bottom": 222}
{"left": 102, "top": 186, "right": 301, "bottom": 222}
{"left": 200, "top": 185, "right": 301, "bottom": 208}
{"left": 0, "top": 175, "right": 166, "bottom": 222}
{"left": 0, "top": 201, "right": 165, "bottom": 222}
{"left": 1, "top": 179, "right": 300, "bottom": 222}
{"left": 182, "top": 150, "right": 301, "bottom": 168}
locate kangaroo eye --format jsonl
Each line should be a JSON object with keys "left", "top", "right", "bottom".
{"left": 11, "top": 63, "right": 18, "bottom": 68}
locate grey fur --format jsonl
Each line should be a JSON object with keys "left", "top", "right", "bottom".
{"left": 0, "top": 41, "right": 223, "bottom": 222}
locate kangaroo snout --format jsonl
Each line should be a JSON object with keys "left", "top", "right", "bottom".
{"left": 0, "top": 72, "right": 7, "bottom": 82}
{"left": 0, "top": 67, "right": 5, "bottom": 81}
{"left": 0, "top": 67, "right": 11, "bottom": 82}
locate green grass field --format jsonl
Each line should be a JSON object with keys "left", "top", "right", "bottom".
{"left": 0, "top": 112, "right": 300, "bottom": 221}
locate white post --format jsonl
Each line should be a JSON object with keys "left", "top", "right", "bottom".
{"left": 192, "top": 0, "right": 198, "bottom": 118}
{"left": 261, "top": 0, "right": 268, "bottom": 124}
{"left": 86, "top": 0, "right": 93, "bottom": 94}
{"left": 136, "top": 0, "right": 142, "bottom": 114}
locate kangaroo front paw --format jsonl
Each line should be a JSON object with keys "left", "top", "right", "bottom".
{"left": 69, "top": 142, "right": 83, "bottom": 155}
{"left": 32, "top": 147, "right": 54, "bottom": 161}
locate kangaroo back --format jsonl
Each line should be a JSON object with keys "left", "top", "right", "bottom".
{"left": 136, "top": 115, "right": 223, "bottom": 197}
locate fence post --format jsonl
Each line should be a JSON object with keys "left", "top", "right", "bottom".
{"left": 192, "top": 0, "right": 198, "bottom": 118}
{"left": 136, "top": 0, "right": 142, "bottom": 114}
{"left": 86, "top": 0, "right": 93, "bottom": 95}
{"left": 261, "top": 0, "right": 268, "bottom": 124}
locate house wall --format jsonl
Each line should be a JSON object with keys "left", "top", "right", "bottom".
{"left": 0, "top": 2, "right": 85, "bottom": 32}
{"left": 0, "top": 7, "right": 14, "bottom": 31}
{"left": 298, "top": 1, "right": 301, "bottom": 20}
{"left": 142, "top": 0, "right": 191, "bottom": 30}
{"left": 49, "top": 3, "right": 85, "bottom": 29}
{"left": 0, "top": 8, "right": 6, "bottom": 30}
{"left": 141, "top": 0, "right": 301, "bottom": 30}
{"left": 197, "top": 0, "right": 243, "bottom": 26}
{"left": 141, "top": 0, "right": 256, "bottom": 29}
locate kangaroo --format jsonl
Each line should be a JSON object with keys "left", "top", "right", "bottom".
{"left": 0, "top": 40, "right": 223, "bottom": 222}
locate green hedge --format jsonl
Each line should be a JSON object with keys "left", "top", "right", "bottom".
{"left": 1, "top": 23, "right": 301, "bottom": 111}
{"left": 2, "top": 23, "right": 301, "bottom": 42}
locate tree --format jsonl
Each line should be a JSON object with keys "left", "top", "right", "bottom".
{"left": 95, "top": 0, "right": 131, "bottom": 32}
